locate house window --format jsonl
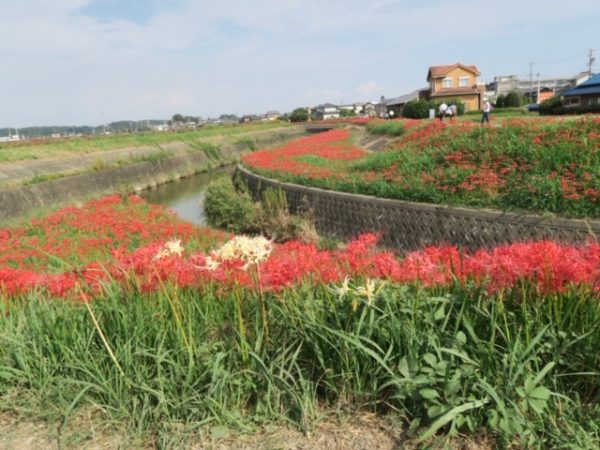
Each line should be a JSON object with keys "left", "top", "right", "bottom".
{"left": 588, "top": 97, "right": 598, "bottom": 105}
{"left": 442, "top": 77, "right": 453, "bottom": 88}
{"left": 459, "top": 77, "right": 469, "bottom": 87}
{"left": 570, "top": 97, "right": 580, "bottom": 105}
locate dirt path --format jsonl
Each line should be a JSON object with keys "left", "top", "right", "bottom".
{"left": 0, "top": 411, "right": 496, "bottom": 449}
{"left": 0, "top": 412, "right": 406, "bottom": 450}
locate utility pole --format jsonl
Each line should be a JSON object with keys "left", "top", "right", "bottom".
{"left": 529, "top": 61, "right": 533, "bottom": 103}
{"left": 587, "top": 48, "right": 596, "bottom": 75}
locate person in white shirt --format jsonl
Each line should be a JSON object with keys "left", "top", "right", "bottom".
{"left": 481, "top": 99, "right": 491, "bottom": 124}
{"left": 439, "top": 102, "right": 448, "bottom": 121}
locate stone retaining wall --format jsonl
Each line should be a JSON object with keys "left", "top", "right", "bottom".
{"left": 0, "top": 128, "right": 305, "bottom": 222}
{"left": 237, "top": 165, "right": 600, "bottom": 251}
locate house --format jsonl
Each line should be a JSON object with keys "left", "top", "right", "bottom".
{"left": 519, "top": 86, "right": 555, "bottom": 104}
{"left": 151, "top": 123, "right": 169, "bottom": 132}
{"left": 338, "top": 103, "right": 365, "bottom": 115}
{"left": 425, "top": 63, "right": 485, "bottom": 111}
{"left": 385, "top": 88, "right": 429, "bottom": 117}
{"left": 314, "top": 103, "right": 340, "bottom": 120}
{"left": 561, "top": 73, "right": 600, "bottom": 107}
{"left": 265, "top": 111, "right": 280, "bottom": 121}
{"left": 362, "top": 102, "right": 377, "bottom": 117}
{"left": 239, "top": 114, "right": 261, "bottom": 124}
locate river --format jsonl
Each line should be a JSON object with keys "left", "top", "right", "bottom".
{"left": 140, "top": 165, "right": 234, "bottom": 225}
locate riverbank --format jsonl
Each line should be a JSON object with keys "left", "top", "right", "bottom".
{"left": 0, "top": 125, "right": 307, "bottom": 223}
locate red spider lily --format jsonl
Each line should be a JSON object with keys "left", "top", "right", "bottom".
{"left": 242, "top": 129, "right": 367, "bottom": 178}
{"left": 1, "top": 196, "right": 599, "bottom": 299}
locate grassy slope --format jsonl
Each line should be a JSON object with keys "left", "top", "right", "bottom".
{"left": 0, "top": 122, "right": 290, "bottom": 164}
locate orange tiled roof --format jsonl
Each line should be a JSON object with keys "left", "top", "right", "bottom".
{"left": 428, "top": 63, "right": 481, "bottom": 80}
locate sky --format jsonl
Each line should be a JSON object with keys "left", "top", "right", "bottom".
{"left": 1, "top": 0, "right": 599, "bottom": 127}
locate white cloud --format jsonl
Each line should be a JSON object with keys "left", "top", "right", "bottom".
{"left": 0, "top": 0, "right": 599, "bottom": 126}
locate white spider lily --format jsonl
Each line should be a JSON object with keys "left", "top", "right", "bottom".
{"left": 331, "top": 276, "right": 352, "bottom": 301}
{"left": 355, "top": 278, "right": 385, "bottom": 306}
{"left": 203, "top": 235, "right": 273, "bottom": 271}
{"left": 154, "top": 239, "right": 184, "bottom": 260}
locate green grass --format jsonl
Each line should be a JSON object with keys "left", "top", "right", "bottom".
{"left": 0, "top": 122, "right": 290, "bottom": 164}
{"left": 366, "top": 120, "right": 406, "bottom": 136}
{"left": 0, "top": 280, "right": 598, "bottom": 447}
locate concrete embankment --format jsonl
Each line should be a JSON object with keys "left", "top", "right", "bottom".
{"left": 0, "top": 127, "right": 306, "bottom": 223}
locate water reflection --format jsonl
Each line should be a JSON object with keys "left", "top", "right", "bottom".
{"left": 140, "top": 165, "right": 235, "bottom": 225}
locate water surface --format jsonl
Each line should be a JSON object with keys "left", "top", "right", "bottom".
{"left": 140, "top": 166, "right": 234, "bottom": 225}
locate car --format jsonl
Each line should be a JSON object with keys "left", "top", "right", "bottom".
{"left": 527, "top": 103, "right": 540, "bottom": 112}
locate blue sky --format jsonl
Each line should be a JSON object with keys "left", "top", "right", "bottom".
{"left": 1, "top": 0, "right": 599, "bottom": 127}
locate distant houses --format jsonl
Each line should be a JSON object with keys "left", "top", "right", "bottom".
{"left": 490, "top": 72, "right": 590, "bottom": 102}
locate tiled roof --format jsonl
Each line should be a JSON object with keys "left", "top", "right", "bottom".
{"left": 428, "top": 63, "right": 480, "bottom": 80}
{"left": 430, "top": 87, "right": 480, "bottom": 97}
{"left": 385, "top": 89, "right": 424, "bottom": 106}
{"left": 562, "top": 86, "right": 600, "bottom": 96}
{"left": 562, "top": 73, "right": 600, "bottom": 96}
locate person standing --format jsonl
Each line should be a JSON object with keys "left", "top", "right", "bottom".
{"left": 481, "top": 99, "right": 491, "bottom": 124}
{"left": 448, "top": 103, "right": 457, "bottom": 121}
{"left": 439, "top": 102, "right": 448, "bottom": 121}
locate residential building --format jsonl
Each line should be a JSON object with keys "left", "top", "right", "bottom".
{"left": 362, "top": 102, "right": 377, "bottom": 117}
{"left": 491, "top": 71, "right": 591, "bottom": 99}
{"left": 239, "top": 114, "right": 261, "bottom": 123}
{"left": 338, "top": 103, "right": 365, "bottom": 115}
{"left": 425, "top": 63, "right": 484, "bottom": 111}
{"left": 314, "top": 103, "right": 340, "bottom": 120}
{"left": 385, "top": 88, "right": 429, "bottom": 117}
{"left": 265, "top": 111, "right": 280, "bottom": 121}
{"left": 562, "top": 73, "right": 600, "bottom": 107}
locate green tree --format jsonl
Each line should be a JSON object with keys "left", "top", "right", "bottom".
{"left": 505, "top": 91, "right": 521, "bottom": 107}
{"left": 496, "top": 94, "right": 506, "bottom": 108}
{"left": 289, "top": 108, "right": 309, "bottom": 122}
{"left": 171, "top": 114, "right": 185, "bottom": 123}
{"left": 402, "top": 100, "right": 436, "bottom": 119}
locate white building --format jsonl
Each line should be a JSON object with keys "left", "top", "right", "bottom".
{"left": 314, "top": 103, "right": 340, "bottom": 120}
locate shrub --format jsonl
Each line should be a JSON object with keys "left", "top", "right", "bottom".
{"left": 496, "top": 94, "right": 506, "bottom": 108}
{"left": 504, "top": 91, "right": 521, "bottom": 107}
{"left": 204, "top": 175, "right": 259, "bottom": 233}
{"left": 204, "top": 176, "right": 316, "bottom": 242}
{"left": 290, "top": 108, "right": 309, "bottom": 122}
{"left": 402, "top": 100, "right": 436, "bottom": 119}
{"left": 539, "top": 96, "right": 563, "bottom": 115}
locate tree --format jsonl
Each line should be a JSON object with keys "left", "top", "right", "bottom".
{"left": 340, "top": 109, "right": 356, "bottom": 117}
{"left": 171, "top": 114, "right": 185, "bottom": 123}
{"left": 402, "top": 100, "right": 436, "bottom": 119}
{"left": 495, "top": 94, "right": 506, "bottom": 108}
{"left": 289, "top": 108, "right": 309, "bottom": 122}
{"left": 504, "top": 91, "right": 521, "bottom": 107}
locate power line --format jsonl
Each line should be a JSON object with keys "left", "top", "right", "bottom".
{"left": 530, "top": 52, "right": 587, "bottom": 66}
